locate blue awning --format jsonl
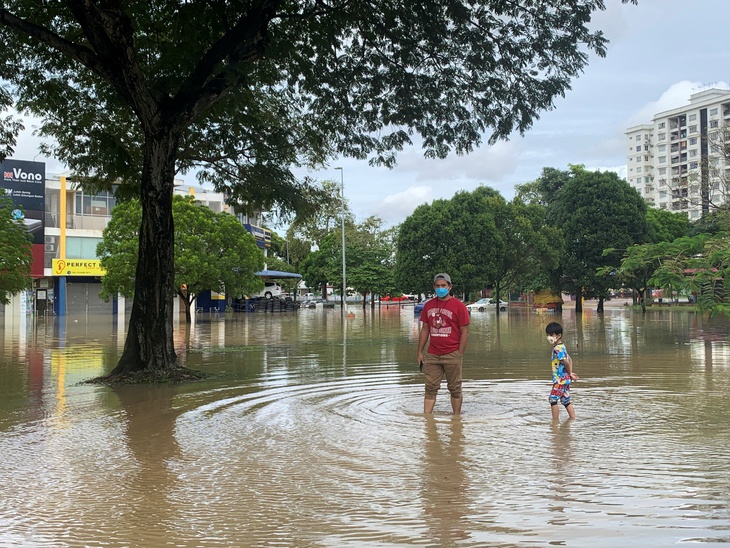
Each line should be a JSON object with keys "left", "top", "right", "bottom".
{"left": 256, "top": 269, "right": 303, "bottom": 279}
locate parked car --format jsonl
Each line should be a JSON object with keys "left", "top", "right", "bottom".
{"left": 251, "top": 281, "right": 283, "bottom": 299}
{"left": 380, "top": 294, "right": 412, "bottom": 302}
{"left": 466, "top": 298, "right": 508, "bottom": 312}
{"left": 414, "top": 299, "right": 431, "bottom": 315}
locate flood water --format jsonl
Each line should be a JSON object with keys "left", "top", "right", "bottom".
{"left": 1, "top": 304, "right": 729, "bottom": 547}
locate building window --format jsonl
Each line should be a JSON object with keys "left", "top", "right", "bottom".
{"left": 710, "top": 108, "right": 718, "bottom": 116}
{"left": 635, "top": 134, "right": 642, "bottom": 140}
{"left": 658, "top": 133, "right": 666, "bottom": 141}
{"left": 658, "top": 156, "right": 667, "bottom": 163}
{"left": 658, "top": 144, "right": 666, "bottom": 152}
{"left": 658, "top": 122, "right": 665, "bottom": 129}
{"left": 690, "top": 162, "right": 699, "bottom": 169}
{"left": 635, "top": 145, "right": 641, "bottom": 151}
{"left": 689, "top": 137, "right": 697, "bottom": 145}
{"left": 709, "top": 120, "right": 719, "bottom": 128}
{"left": 689, "top": 149, "right": 697, "bottom": 157}
{"left": 689, "top": 113, "right": 697, "bottom": 121}
{"left": 637, "top": 167, "right": 642, "bottom": 173}
{"left": 689, "top": 125, "right": 698, "bottom": 133}
{"left": 75, "top": 190, "right": 116, "bottom": 216}
{"left": 66, "top": 237, "right": 103, "bottom": 259}
{"left": 658, "top": 167, "right": 667, "bottom": 175}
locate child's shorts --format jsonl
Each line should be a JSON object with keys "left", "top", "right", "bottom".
{"left": 549, "top": 382, "right": 571, "bottom": 406}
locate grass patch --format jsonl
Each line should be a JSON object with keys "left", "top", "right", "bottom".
{"left": 84, "top": 367, "right": 212, "bottom": 386}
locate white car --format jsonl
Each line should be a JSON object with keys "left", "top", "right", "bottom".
{"left": 252, "top": 281, "right": 283, "bottom": 299}
{"left": 466, "top": 298, "right": 508, "bottom": 312}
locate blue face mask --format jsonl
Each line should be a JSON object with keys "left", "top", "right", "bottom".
{"left": 434, "top": 287, "right": 449, "bottom": 298}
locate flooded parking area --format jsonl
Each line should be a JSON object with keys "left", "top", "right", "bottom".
{"left": 1, "top": 306, "right": 729, "bottom": 546}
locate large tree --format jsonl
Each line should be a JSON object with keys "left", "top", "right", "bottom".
{"left": 550, "top": 165, "right": 649, "bottom": 312}
{"left": 98, "top": 195, "right": 264, "bottom": 322}
{"left": 1, "top": 0, "right": 635, "bottom": 375}
{"left": 0, "top": 190, "right": 33, "bottom": 303}
{"left": 395, "top": 186, "right": 503, "bottom": 297}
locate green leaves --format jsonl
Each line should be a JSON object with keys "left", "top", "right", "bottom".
{"left": 3, "top": 0, "right": 636, "bottom": 207}
{"left": 97, "top": 195, "right": 264, "bottom": 317}
{"left": 0, "top": 191, "right": 33, "bottom": 304}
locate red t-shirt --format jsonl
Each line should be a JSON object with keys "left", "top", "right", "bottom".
{"left": 420, "top": 297, "right": 470, "bottom": 355}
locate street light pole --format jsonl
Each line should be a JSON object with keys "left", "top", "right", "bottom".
{"left": 335, "top": 167, "right": 346, "bottom": 311}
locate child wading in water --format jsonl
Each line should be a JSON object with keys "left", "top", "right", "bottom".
{"left": 545, "top": 322, "right": 579, "bottom": 420}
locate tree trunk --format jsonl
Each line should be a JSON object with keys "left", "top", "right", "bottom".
{"left": 575, "top": 287, "right": 583, "bottom": 313}
{"left": 110, "top": 131, "right": 179, "bottom": 375}
{"left": 495, "top": 280, "right": 501, "bottom": 315}
{"left": 184, "top": 297, "right": 193, "bottom": 324}
{"left": 597, "top": 296, "right": 604, "bottom": 312}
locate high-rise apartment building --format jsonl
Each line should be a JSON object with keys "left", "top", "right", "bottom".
{"left": 626, "top": 88, "right": 730, "bottom": 221}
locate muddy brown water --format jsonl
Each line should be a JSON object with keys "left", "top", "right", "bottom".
{"left": 0, "top": 305, "right": 729, "bottom": 546}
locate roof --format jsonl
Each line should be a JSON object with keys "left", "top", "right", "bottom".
{"left": 256, "top": 269, "right": 302, "bottom": 279}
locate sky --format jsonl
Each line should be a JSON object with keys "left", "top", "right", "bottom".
{"left": 10, "top": 0, "right": 730, "bottom": 228}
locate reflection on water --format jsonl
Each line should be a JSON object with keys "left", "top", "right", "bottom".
{"left": 1, "top": 307, "right": 730, "bottom": 546}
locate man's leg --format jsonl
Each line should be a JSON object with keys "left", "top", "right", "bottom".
{"left": 423, "top": 355, "right": 442, "bottom": 414}
{"left": 424, "top": 397, "right": 436, "bottom": 414}
{"left": 443, "top": 352, "right": 463, "bottom": 415}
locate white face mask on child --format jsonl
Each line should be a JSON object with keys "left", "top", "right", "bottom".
{"left": 547, "top": 334, "right": 559, "bottom": 345}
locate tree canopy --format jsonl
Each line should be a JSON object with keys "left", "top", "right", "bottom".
{"left": 394, "top": 186, "right": 503, "bottom": 297}
{"left": 549, "top": 165, "right": 649, "bottom": 310}
{"left": 0, "top": 88, "right": 23, "bottom": 163}
{"left": 0, "top": 190, "right": 33, "bottom": 304}
{"left": 1, "top": 0, "right": 636, "bottom": 376}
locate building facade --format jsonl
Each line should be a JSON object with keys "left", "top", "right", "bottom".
{"left": 1, "top": 160, "right": 270, "bottom": 318}
{"left": 626, "top": 88, "right": 730, "bottom": 221}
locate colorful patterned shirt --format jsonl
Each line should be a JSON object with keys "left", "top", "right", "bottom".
{"left": 551, "top": 343, "right": 571, "bottom": 385}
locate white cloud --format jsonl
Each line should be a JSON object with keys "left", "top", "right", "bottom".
{"left": 394, "top": 140, "right": 521, "bottom": 183}
{"left": 368, "top": 185, "right": 433, "bottom": 224}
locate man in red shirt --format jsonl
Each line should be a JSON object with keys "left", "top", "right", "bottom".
{"left": 417, "top": 273, "right": 470, "bottom": 414}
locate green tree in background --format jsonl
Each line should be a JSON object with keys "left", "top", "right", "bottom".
{"left": 301, "top": 216, "right": 393, "bottom": 304}
{"left": 0, "top": 190, "right": 32, "bottom": 303}
{"left": 550, "top": 166, "right": 649, "bottom": 312}
{"left": 395, "top": 187, "right": 502, "bottom": 297}
{"left": 98, "top": 196, "right": 263, "bottom": 323}
{"left": 1, "top": 0, "right": 636, "bottom": 376}
{"left": 492, "top": 198, "right": 561, "bottom": 309}
{"left": 339, "top": 217, "right": 394, "bottom": 307}
{"left": 646, "top": 208, "right": 690, "bottom": 243}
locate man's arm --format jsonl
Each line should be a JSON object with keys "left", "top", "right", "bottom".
{"left": 417, "top": 322, "right": 430, "bottom": 363}
{"left": 458, "top": 325, "right": 469, "bottom": 355}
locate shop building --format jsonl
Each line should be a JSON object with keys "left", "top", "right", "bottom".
{"left": 1, "top": 159, "right": 270, "bottom": 318}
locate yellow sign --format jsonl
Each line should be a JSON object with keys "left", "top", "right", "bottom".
{"left": 52, "top": 259, "right": 106, "bottom": 276}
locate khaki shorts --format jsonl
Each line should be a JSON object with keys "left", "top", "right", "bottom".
{"left": 423, "top": 351, "right": 462, "bottom": 400}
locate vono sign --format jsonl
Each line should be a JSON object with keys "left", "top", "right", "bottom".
{"left": 0, "top": 158, "right": 46, "bottom": 247}
{"left": 2, "top": 166, "right": 44, "bottom": 183}
{"left": 12, "top": 168, "right": 43, "bottom": 182}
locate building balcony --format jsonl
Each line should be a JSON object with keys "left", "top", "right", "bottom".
{"left": 67, "top": 214, "right": 111, "bottom": 231}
